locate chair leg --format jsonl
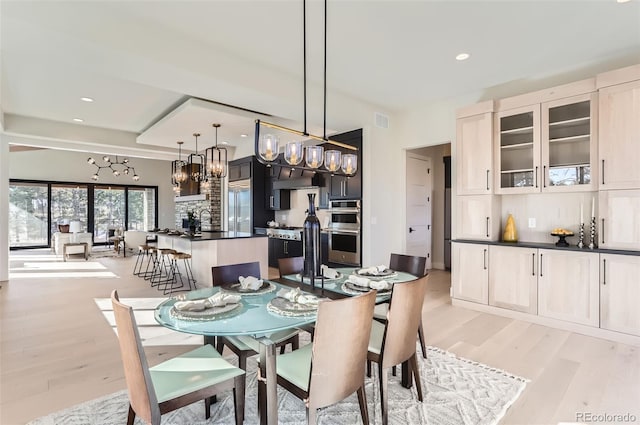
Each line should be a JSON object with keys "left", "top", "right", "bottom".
{"left": 366, "top": 359, "right": 371, "bottom": 378}
{"left": 127, "top": 404, "right": 136, "bottom": 425}
{"left": 418, "top": 322, "right": 427, "bottom": 359}
{"left": 378, "top": 363, "right": 389, "bottom": 425}
{"left": 409, "top": 353, "right": 424, "bottom": 402}
{"left": 392, "top": 365, "right": 396, "bottom": 376}
{"left": 292, "top": 334, "right": 299, "bottom": 350}
{"left": 239, "top": 352, "right": 247, "bottom": 371}
{"left": 205, "top": 396, "right": 211, "bottom": 420}
{"left": 356, "top": 384, "right": 369, "bottom": 425}
{"left": 216, "top": 337, "right": 225, "bottom": 355}
{"left": 234, "top": 374, "right": 245, "bottom": 424}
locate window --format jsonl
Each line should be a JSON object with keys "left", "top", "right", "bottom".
{"left": 51, "top": 184, "right": 88, "bottom": 234}
{"left": 94, "top": 186, "right": 125, "bottom": 243}
{"left": 127, "top": 187, "right": 156, "bottom": 231}
{"left": 9, "top": 182, "right": 48, "bottom": 247}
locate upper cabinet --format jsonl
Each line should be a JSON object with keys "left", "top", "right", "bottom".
{"left": 494, "top": 105, "right": 541, "bottom": 194}
{"left": 598, "top": 79, "right": 640, "bottom": 190}
{"left": 456, "top": 110, "right": 494, "bottom": 195}
{"left": 324, "top": 129, "right": 363, "bottom": 201}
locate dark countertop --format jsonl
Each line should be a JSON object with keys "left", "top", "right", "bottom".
{"left": 152, "top": 231, "right": 267, "bottom": 242}
{"left": 453, "top": 239, "right": 640, "bottom": 256}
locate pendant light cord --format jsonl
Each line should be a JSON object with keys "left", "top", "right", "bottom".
{"left": 303, "top": 0, "right": 307, "bottom": 136}
{"left": 323, "top": 0, "right": 327, "bottom": 140}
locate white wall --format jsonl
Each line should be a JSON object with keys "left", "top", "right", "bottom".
{"left": 9, "top": 149, "right": 176, "bottom": 228}
{"left": 0, "top": 136, "right": 9, "bottom": 282}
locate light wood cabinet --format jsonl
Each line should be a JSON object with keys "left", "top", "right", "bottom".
{"left": 455, "top": 195, "right": 501, "bottom": 241}
{"left": 600, "top": 254, "right": 640, "bottom": 336}
{"left": 456, "top": 113, "right": 493, "bottom": 195}
{"left": 537, "top": 249, "right": 599, "bottom": 327}
{"left": 489, "top": 245, "right": 538, "bottom": 314}
{"left": 598, "top": 79, "right": 640, "bottom": 190}
{"left": 598, "top": 190, "right": 640, "bottom": 251}
{"left": 452, "top": 242, "right": 488, "bottom": 304}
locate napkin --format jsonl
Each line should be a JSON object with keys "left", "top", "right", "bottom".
{"left": 239, "top": 275, "right": 263, "bottom": 290}
{"left": 320, "top": 264, "right": 339, "bottom": 279}
{"left": 358, "top": 265, "right": 388, "bottom": 275}
{"left": 347, "top": 275, "right": 391, "bottom": 291}
{"left": 174, "top": 292, "right": 241, "bottom": 311}
{"left": 276, "top": 288, "right": 319, "bottom": 306}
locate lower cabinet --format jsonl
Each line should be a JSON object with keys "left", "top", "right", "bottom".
{"left": 268, "top": 238, "right": 303, "bottom": 268}
{"left": 452, "top": 242, "right": 488, "bottom": 304}
{"left": 488, "top": 245, "right": 538, "bottom": 314}
{"left": 600, "top": 253, "right": 640, "bottom": 336}
{"left": 538, "top": 249, "right": 599, "bottom": 327}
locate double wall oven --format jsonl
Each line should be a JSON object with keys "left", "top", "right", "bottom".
{"left": 325, "top": 200, "right": 361, "bottom": 266}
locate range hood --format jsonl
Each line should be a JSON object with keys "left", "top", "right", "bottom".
{"left": 272, "top": 167, "right": 323, "bottom": 190}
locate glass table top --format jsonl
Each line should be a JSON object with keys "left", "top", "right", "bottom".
{"left": 154, "top": 282, "right": 318, "bottom": 338}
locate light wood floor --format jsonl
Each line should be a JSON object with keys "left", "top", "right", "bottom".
{"left": 1, "top": 250, "right": 639, "bottom": 424}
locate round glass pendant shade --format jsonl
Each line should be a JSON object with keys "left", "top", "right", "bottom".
{"left": 305, "top": 145, "right": 324, "bottom": 168}
{"left": 284, "top": 141, "right": 304, "bottom": 166}
{"left": 341, "top": 154, "right": 357, "bottom": 175}
{"left": 259, "top": 134, "right": 279, "bottom": 162}
{"left": 324, "top": 150, "right": 341, "bottom": 173}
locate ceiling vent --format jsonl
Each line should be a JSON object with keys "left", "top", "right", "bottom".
{"left": 374, "top": 112, "right": 389, "bottom": 129}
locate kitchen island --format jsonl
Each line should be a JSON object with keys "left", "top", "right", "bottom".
{"left": 154, "top": 231, "right": 268, "bottom": 287}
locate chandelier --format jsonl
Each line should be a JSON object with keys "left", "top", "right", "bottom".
{"left": 255, "top": 0, "right": 358, "bottom": 176}
{"left": 171, "top": 141, "right": 187, "bottom": 185}
{"left": 205, "top": 123, "right": 228, "bottom": 178}
{"left": 188, "top": 132, "right": 206, "bottom": 182}
{"left": 87, "top": 155, "right": 139, "bottom": 181}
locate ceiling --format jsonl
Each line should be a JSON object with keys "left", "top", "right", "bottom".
{"left": 2, "top": 0, "right": 639, "bottom": 153}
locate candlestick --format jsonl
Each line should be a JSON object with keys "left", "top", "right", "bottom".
{"left": 591, "top": 197, "right": 595, "bottom": 219}
{"left": 588, "top": 216, "right": 597, "bottom": 249}
{"left": 577, "top": 222, "right": 585, "bottom": 249}
{"left": 580, "top": 203, "right": 583, "bottom": 225}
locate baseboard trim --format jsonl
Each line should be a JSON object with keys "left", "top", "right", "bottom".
{"left": 431, "top": 262, "right": 445, "bottom": 270}
{"left": 452, "top": 298, "right": 640, "bottom": 347}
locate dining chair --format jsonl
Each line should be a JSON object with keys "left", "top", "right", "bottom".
{"left": 110, "top": 290, "right": 245, "bottom": 425}
{"left": 212, "top": 261, "right": 300, "bottom": 370}
{"left": 368, "top": 275, "right": 429, "bottom": 425}
{"left": 277, "top": 256, "right": 304, "bottom": 278}
{"left": 374, "top": 253, "right": 428, "bottom": 358}
{"left": 275, "top": 290, "right": 377, "bottom": 424}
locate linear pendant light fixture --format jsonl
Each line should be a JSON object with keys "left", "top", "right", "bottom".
{"left": 255, "top": 0, "right": 358, "bottom": 176}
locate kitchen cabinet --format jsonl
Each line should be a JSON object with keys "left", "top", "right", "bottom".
{"left": 598, "top": 79, "right": 640, "bottom": 190}
{"left": 537, "top": 249, "right": 599, "bottom": 327}
{"left": 598, "top": 189, "right": 640, "bottom": 251}
{"left": 600, "top": 254, "right": 640, "bottom": 336}
{"left": 456, "top": 112, "right": 493, "bottom": 195}
{"left": 268, "top": 238, "right": 303, "bottom": 268}
{"left": 228, "top": 162, "right": 251, "bottom": 182}
{"left": 451, "top": 242, "right": 488, "bottom": 304}
{"left": 325, "top": 129, "right": 362, "bottom": 200}
{"left": 455, "top": 195, "right": 501, "bottom": 241}
{"left": 488, "top": 245, "right": 538, "bottom": 314}
{"left": 317, "top": 174, "right": 330, "bottom": 209}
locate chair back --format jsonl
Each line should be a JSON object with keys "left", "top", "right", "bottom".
{"left": 277, "top": 256, "right": 304, "bottom": 278}
{"left": 110, "top": 290, "right": 160, "bottom": 425}
{"left": 390, "top": 253, "right": 427, "bottom": 277}
{"left": 212, "top": 261, "right": 261, "bottom": 286}
{"left": 381, "top": 276, "right": 429, "bottom": 368}
{"left": 308, "top": 290, "right": 376, "bottom": 409}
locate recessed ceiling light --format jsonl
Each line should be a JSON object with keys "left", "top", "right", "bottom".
{"left": 80, "top": 97, "right": 94, "bottom": 102}
{"left": 240, "top": 134, "right": 248, "bottom": 138}
{"left": 73, "top": 118, "right": 84, "bottom": 122}
{"left": 456, "top": 53, "right": 471, "bottom": 61}
{"left": 617, "top": 0, "right": 630, "bottom": 3}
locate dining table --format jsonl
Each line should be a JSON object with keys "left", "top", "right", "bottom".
{"left": 154, "top": 266, "right": 418, "bottom": 425}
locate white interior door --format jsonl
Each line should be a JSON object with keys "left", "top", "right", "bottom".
{"left": 406, "top": 154, "right": 433, "bottom": 269}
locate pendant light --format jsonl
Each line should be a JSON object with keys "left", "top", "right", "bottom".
{"left": 254, "top": 0, "right": 357, "bottom": 176}
{"left": 188, "top": 132, "right": 206, "bottom": 182}
{"left": 171, "top": 141, "right": 187, "bottom": 185}
{"left": 205, "top": 123, "right": 228, "bottom": 178}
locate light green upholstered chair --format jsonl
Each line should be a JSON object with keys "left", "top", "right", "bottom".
{"left": 275, "top": 290, "right": 377, "bottom": 424}
{"left": 111, "top": 290, "right": 245, "bottom": 425}
{"left": 368, "top": 275, "right": 429, "bottom": 425}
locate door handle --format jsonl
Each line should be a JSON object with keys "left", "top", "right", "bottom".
{"left": 602, "top": 159, "right": 605, "bottom": 185}
{"left": 531, "top": 253, "right": 535, "bottom": 276}
{"left": 483, "top": 248, "right": 487, "bottom": 270}
{"left": 601, "top": 218, "right": 605, "bottom": 245}
{"left": 409, "top": 227, "right": 415, "bottom": 233}
{"left": 535, "top": 166, "right": 538, "bottom": 188}
{"left": 543, "top": 165, "right": 547, "bottom": 188}
{"left": 602, "top": 258, "right": 607, "bottom": 285}
{"left": 486, "top": 217, "right": 490, "bottom": 238}
{"left": 270, "top": 195, "right": 274, "bottom": 208}
{"left": 539, "top": 253, "right": 543, "bottom": 277}
{"left": 486, "top": 170, "right": 490, "bottom": 191}
{"left": 284, "top": 240, "right": 288, "bottom": 254}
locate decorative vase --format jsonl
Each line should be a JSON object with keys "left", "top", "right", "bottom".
{"left": 503, "top": 214, "right": 518, "bottom": 242}
{"left": 303, "top": 193, "right": 321, "bottom": 285}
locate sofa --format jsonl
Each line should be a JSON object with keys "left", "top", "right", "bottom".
{"left": 52, "top": 232, "right": 93, "bottom": 255}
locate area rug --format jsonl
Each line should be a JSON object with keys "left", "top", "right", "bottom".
{"left": 26, "top": 344, "right": 528, "bottom": 425}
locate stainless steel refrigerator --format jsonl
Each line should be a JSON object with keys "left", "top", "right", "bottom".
{"left": 228, "top": 180, "right": 252, "bottom": 233}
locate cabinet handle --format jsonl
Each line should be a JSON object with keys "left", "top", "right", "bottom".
{"left": 270, "top": 195, "right": 274, "bottom": 208}
{"left": 486, "top": 170, "right": 490, "bottom": 191}
{"left": 486, "top": 217, "right": 490, "bottom": 238}
{"left": 601, "top": 159, "right": 605, "bottom": 185}
{"left": 601, "top": 218, "right": 605, "bottom": 245}
{"left": 603, "top": 258, "right": 606, "bottom": 285}
{"left": 531, "top": 253, "right": 535, "bottom": 276}
{"left": 539, "top": 253, "right": 543, "bottom": 277}
{"left": 284, "top": 240, "right": 288, "bottom": 254}
{"left": 543, "top": 166, "right": 547, "bottom": 188}
{"left": 535, "top": 166, "right": 538, "bottom": 188}
{"left": 326, "top": 192, "right": 329, "bottom": 205}
{"left": 483, "top": 248, "right": 487, "bottom": 270}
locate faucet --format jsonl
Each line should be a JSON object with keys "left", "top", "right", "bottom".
{"left": 198, "top": 208, "right": 214, "bottom": 231}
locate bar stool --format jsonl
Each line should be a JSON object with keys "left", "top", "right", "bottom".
{"left": 142, "top": 247, "right": 158, "bottom": 281}
{"left": 164, "top": 252, "right": 196, "bottom": 295}
{"left": 150, "top": 248, "right": 177, "bottom": 289}
{"left": 133, "top": 244, "right": 154, "bottom": 276}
